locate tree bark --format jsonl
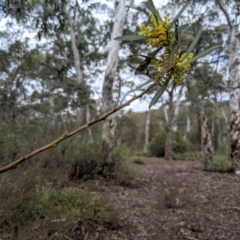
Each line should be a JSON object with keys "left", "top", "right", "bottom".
{"left": 200, "top": 109, "right": 214, "bottom": 170}
{"left": 67, "top": 10, "right": 92, "bottom": 140}
{"left": 101, "top": 0, "right": 126, "bottom": 143}
{"left": 229, "top": 26, "right": 240, "bottom": 163}
{"left": 164, "top": 84, "right": 175, "bottom": 160}
{"left": 172, "top": 85, "right": 183, "bottom": 131}
{"left": 185, "top": 115, "right": 191, "bottom": 139}
{"left": 143, "top": 110, "right": 150, "bottom": 153}
{"left": 214, "top": 93, "right": 222, "bottom": 147}
{"left": 216, "top": 0, "right": 240, "bottom": 164}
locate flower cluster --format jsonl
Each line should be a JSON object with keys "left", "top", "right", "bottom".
{"left": 139, "top": 12, "right": 193, "bottom": 84}
{"left": 140, "top": 12, "right": 173, "bottom": 48}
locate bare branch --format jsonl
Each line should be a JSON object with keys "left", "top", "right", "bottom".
{"left": 215, "top": 0, "right": 232, "bottom": 29}
{"left": 0, "top": 67, "right": 171, "bottom": 174}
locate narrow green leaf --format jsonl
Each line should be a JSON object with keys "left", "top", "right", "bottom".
{"left": 128, "top": 78, "right": 154, "bottom": 93}
{"left": 147, "top": 2, "right": 162, "bottom": 21}
{"left": 167, "top": 41, "right": 179, "bottom": 61}
{"left": 149, "top": 79, "right": 170, "bottom": 109}
{"left": 129, "top": 62, "right": 155, "bottom": 68}
{"left": 177, "top": 23, "right": 189, "bottom": 33}
{"left": 149, "top": 47, "right": 163, "bottom": 58}
{"left": 170, "top": 2, "right": 189, "bottom": 28}
{"left": 180, "top": 45, "right": 221, "bottom": 67}
{"left": 114, "top": 35, "right": 149, "bottom": 41}
{"left": 130, "top": 47, "right": 162, "bottom": 59}
{"left": 181, "top": 29, "right": 203, "bottom": 61}
{"left": 147, "top": 0, "right": 157, "bottom": 11}
{"left": 129, "top": 54, "right": 155, "bottom": 59}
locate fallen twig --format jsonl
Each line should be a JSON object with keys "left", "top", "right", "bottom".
{"left": 64, "top": 235, "right": 73, "bottom": 240}
{"left": 84, "top": 231, "right": 89, "bottom": 240}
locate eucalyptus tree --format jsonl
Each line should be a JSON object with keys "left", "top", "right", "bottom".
{"left": 215, "top": 0, "right": 240, "bottom": 164}
{"left": 181, "top": 0, "right": 240, "bottom": 164}
{"left": 0, "top": 0, "right": 220, "bottom": 174}
{"left": 157, "top": 0, "right": 227, "bottom": 162}
{"left": 0, "top": 31, "right": 48, "bottom": 162}
{"left": 101, "top": 0, "right": 126, "bottom": 143}
{"left": 1, "top": 0, "right": 114, "bottom": 138}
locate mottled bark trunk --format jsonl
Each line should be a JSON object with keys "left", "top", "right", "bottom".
{"left": 196, "top": 106, "right": 202, "bottom": 149}
{"left": 172, "top": 85, "right": 183, "bottom": 131}
{"left": 163, "top": 106, "right": 169, "bottom": 122}
{"left": 143, "top": 110, "right": 150, "bottom": 153}
{"left": 200, "top": 110, "right": 214, "bottom": 170}
{"left": 211, "top": 115, "right": 215, "bottom": 139}
{"left": 164, "top": 84, "right": 175, "bottom": 160}
{"left": 185, "top": 115, "right": 190, "bottom": 139}
{"left": 68, "top": 10, "right": 92, "bottom": 139}
{"left": 214, "top": 93, "right": 222, "bottom": 147}
{"left": 102, "top": 0, "right": 126, "bottom": 143}
{"left": 165, "top": 130, "right": 173, "bottom": 160}
{"left": 216, "top": 0, "right": 240, "bottom": 165}
{"left": 229, "top": 27, "right": 240, "bottom": 164}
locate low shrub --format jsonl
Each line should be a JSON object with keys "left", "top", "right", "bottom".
{"left": 207, "top": 154, "right": 235, "bottom": 173}
{"left": 149, "top": 131, "right": 189, "bottom": 157}
{"left": 0, "top": 176, "right": 119, "bottom": 239}
{"left": 173, "top": 132, "right": 189, "bottom": 154}
{"left": 132, "top": 150, "right": 145, "bottom": 157}
{"left": 68, "top": 139, "right": 137, "bottom": 186}
{"left": 131, "top": 156, "right": 145, "bottom": 164}
{"left": 216, "top": 143, "right": 230, "bottom": 156}
{"left": 68, "top": 140, "right": 112, "bottom": 180}
{"left": 149, "top": 131, "right": 166, "bottom": 157}
{"left": 113, "top": 145, "right": 138, "bottom": 186}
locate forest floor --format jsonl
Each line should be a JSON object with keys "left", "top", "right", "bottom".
{"left": 69, "top": 158, "right": 240, "bottom": 240}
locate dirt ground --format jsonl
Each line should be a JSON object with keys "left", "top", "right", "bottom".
{"left": 70, "top": 158, "right": 240, "bottom": 240}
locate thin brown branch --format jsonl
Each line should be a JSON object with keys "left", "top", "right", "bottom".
{"left": 0, "top": 68, "right": 171, "bottom": 174}
{"left": 215, "top": 0, "right": 232, "bottom": 29}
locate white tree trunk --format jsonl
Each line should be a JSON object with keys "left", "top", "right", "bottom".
{"left": 143, "top": 110, "right": 150, "bottom": 153}
{"left": 164, "top": 106, "right": 169, "bottom": 123}
{"left": 68, "top": 10, "right": 92, "bottom": 139}
{"left": 164, "top": 84, "right": 175, "bottom": 160}
{"left": 184, "top": 115, "right": 191, "bottom": 139}
{"left": 172, "top": 85, "right": 184, "bottom": 131}
{"left": 229, "top": 26, "right": 240, "bottom": 163}
{"left": 216, "top": 0, "right": 240, "bottom": 164}
{"left": 68, "top": 11, "right": 83, "bottom": 85}
{"left": 214, "top": 93, "right": 221, "bottom": 147}
{"left": 102, "top": 0, "right": 126, "bottom": 142}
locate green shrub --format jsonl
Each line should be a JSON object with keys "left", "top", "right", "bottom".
{"left": 173, "top": 132, "right": 189, "bottom": 154}
{"left": 68, "top": 139, "right": 137, "bottom": 186}
{"left": 0, "top": 176, "right": 119, "bottom": 239}
{"left": 216, "top": 143, "right": 230, "bottom": 156}
{"left": 149, "top": 131, "right": 189, "bottom": 157}
{"left": 68, "top": 139, "right": 112, "bottom": 180}
{"left": 207, "top": 154, "right": 235, "bottom": 173}
{"left": 132, "top": 150, "right": 145, "bottom": 157}
{"left": 171, "top": 152, "right": 181, "bottom": 160}
{"left": 131, "top": 156, "right": 145, "bottom": 164}
{"left": 149, "top": 131, "right": 166, "bottom": 157}
{"left": 112, "top": 145, "right": 138, "bottom": 187}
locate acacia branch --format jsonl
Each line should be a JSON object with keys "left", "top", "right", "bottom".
{"left": 0, "top": 68, "right": 170, "bottom": 174}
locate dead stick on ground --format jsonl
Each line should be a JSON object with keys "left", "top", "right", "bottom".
{"left": 83, "top": 231, "right": 89, "bottom": 240}
{"left": 64, "top": 235, "right": 74, "bottom": 240}
{"left": 0, "top": 68, "right": 170, "bottom": 174}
